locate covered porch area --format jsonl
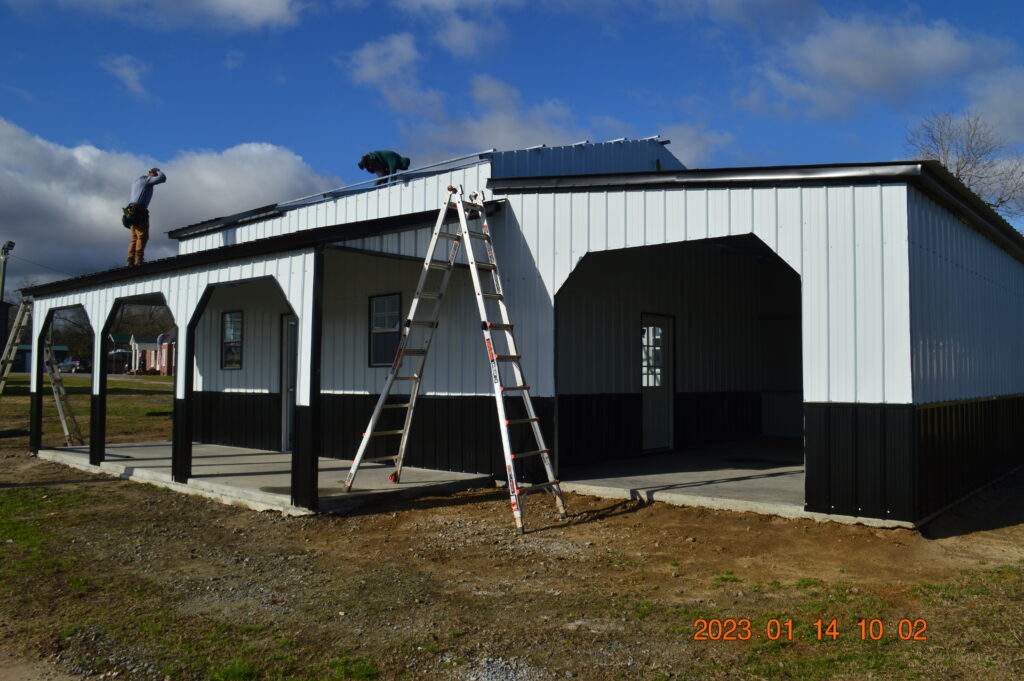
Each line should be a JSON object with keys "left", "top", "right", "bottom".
{"left": 38, "top": 441, "right": 493, "bottom": 515}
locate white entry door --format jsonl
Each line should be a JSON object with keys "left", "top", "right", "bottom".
{"left": 641, "top": 314, "right": 673, "bottom": 450}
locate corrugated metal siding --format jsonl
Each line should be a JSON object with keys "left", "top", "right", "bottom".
{"left": 498, "top": 184, "right": 913, "bottom": 405}
{"left": 193, "top": 279, "right": 292, "bottom": 393}
{"left": 488, "top": 139, "right": 685, "bottom": 178}
{"left": 177, "top": 164, "right": 492, "bottom": 255}
{"left": 321, "top": 250, "right": 492, "bottom": 396}
{"left": 908, "top": 186, "right": 1024, "bottom": 404}
{"left": 30, "top": 251, "right": 317, "bottom": 404}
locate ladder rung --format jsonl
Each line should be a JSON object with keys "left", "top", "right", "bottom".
{"left": 437, "top": 232, "right": 461, "bottom": 241}
{"left": 419, "top": 291, "right": 443, "bottom": 300}
{"left": 506, "top": 417, "right": 540, "bottom": 426}
{"left": 501, "top": 384, "right": 530, "bottom": 392}
{"left": 486, "top": 323, "right": 514, "bottom": 331}
{"left": 408, "top": 320, "right": 438, "bottom": 328}
{"left": 516, "top": 480, "right": 560, "bottom": 495}
{"left": 382, "top": 403, "right": 411, "bottom": 409}
{"left": 402, "top": 349, "right": 428, "bottom": 356}
{"left": 511, "top": 448, "right": 549, "bottom": 460}
{"left": 369, "top": 429, "right": 405, "bottom": 437}
{"left": 360, "top": 456, "right": 398, "bottom": 463}
{"left": 393, "top": 376, "right": 420, "bottom": 381}
{"left": 476, "top": 263, "right": 497, "bottom": 272}
{"left": 482, "top": 293, "right": 503, "bottom": 300}
{"left": 428, "top": 262, "right": 452, "bottom": 271}
{"left": 467, "top": 231, "right": 490, "bottom": 241}
{"left": 494, "top": 354, "right": 521, "bottom": 362}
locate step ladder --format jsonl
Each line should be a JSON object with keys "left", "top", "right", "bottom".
{"left": 343, "top": 185, "right": 568, "bottom": 533}
{"left": 1, "top": 300, "right": 85, "bottom": 446}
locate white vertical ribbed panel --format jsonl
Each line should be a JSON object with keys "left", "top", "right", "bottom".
{"left": 908, "top": 187, "right": 1024, "bottom": 403}
{"left": 499, "top": 183, "right": 913, "bottom": 404}
{"left": 192, "top": 280, "right": 291, "bottom": 393}
{"left": 29, "top": 251, "right": 316, "bottom": 403}
{"left": 176, "top": 163, "right": 492, "bottom": 255}
{"left": 320, "top": 250, "right": 491, "bottom": 396}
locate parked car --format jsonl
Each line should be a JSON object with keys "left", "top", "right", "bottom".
{"left": 57, "top": 357, "right": 91, "bottom": 373}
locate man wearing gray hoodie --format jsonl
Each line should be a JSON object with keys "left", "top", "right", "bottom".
{"left": 124, "top": 167, "right": 166, "bottom": 266}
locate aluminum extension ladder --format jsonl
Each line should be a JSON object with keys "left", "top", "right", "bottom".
{"left": 343, "top": 185, "right": 568, "bottom": 533}
{"left": 0, "top": 300, "right": 85, "bottom": 446}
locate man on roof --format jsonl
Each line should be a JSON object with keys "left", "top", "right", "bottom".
{"left": 358, "top": 150, "right": 411, "bottom": 186}
{"left": 122, "top": 167, "right": 167, "bottom": 266}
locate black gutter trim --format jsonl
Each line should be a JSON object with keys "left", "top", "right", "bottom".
{"left": 488, "top": 160, "right": 1024, "bottom": 263}
{"left": 25, "top": 201, "right": 505, "bottom": 298}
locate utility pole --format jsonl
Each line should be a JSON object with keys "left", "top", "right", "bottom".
{"left": 0, "top": 241, "right": 13, "bottom": 303}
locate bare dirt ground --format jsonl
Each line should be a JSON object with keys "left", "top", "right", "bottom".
{"left": 1, "top": 376, "right": 1022, "bottom": 680}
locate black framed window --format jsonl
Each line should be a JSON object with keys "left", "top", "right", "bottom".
{"left": 369, "top": 294, "right": 401, "bottom": 367}
{"left": 221, "top": 311, "right": 243, "bottom": 370}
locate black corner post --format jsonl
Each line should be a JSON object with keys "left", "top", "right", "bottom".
{"left": 291, "top": 248, "right": 324, "bottom": 511}
{"left": 28, "top": 310, "right": 51, "bottom": 454}
{"left": 173, "top": 288, "right": 212, "bottom": 484}
{"left": 89, "top": 306, "right": 119, "bottom": 466}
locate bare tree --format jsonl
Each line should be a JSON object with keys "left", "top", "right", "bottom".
{"left": 907, "top": 112, "right": 1024, "bottom": 220}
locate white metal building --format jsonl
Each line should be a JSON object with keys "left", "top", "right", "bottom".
{"left": 24, "top": 138, "right": 1024, "bottom": 523}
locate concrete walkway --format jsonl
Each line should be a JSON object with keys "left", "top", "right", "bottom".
{"left": 559, "top": 440, "right": 914, "bottom": 529}
{"left": 39, "top": 442, "right": 493, "bottom": 516}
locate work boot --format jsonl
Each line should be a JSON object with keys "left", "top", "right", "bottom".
{"left": 135, "top": 256, "right": 145, "bottom": 266}
{"left": 126, "top": 257, "right": 134, "bottom": 267}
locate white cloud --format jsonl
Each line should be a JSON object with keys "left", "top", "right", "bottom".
{"left": 434, "top": 14, "right": 492, "bottom": 58}
{"left": 343, "top": 33, "right": 444, "bottom": 115}
{"left": 224, "top": 50, "right": 245, "bottom": 70}
{"left": 969, "top": 67, "right": 1024, "bottom": 144}
{"left": 662, "top": 123, "right": 734, "bottom": 167}
{"left": 0, "top": 117, "right": 338, "bottom": 284}
{"left": 99, "top": 54, "right": 150, "bottom": 97}
{"left": 748, "top": 14, "right": 1001, "bottom": 117}
{"left": 3, "top": 0, "right": 306, "bottom": 30}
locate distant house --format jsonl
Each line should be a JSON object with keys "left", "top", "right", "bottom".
{"left": 129, "top": 333, "right": 160, "bottom": 373}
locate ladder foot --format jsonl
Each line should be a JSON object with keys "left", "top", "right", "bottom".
{"left": 387, "top": 471, "right": 400, "bottom": 484}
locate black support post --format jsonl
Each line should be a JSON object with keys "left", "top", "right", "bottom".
{"left": 89, "top": 320, "right": 113, "bottom": 466}
{"left": 291, "top": 248, "right": 323, "bottom": 511}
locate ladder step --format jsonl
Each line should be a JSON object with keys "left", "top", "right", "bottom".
{"left": 369, "top": 429, "right": 405, "bottom": 437}
{"left": 408, "top": 320, "right": 438, "bottom": 328}
{"left": 486, "top": 323, "right": 514, "bottom": 331}
{"left": 511, "top": 448, "right": 550, "bottom": 460}
{"left": 501, "top": 384, "right": 530, "bottom": 392}
{"left": 482, "top": 293, "right": 503, "bottom": 300}
{"left": 437, "top": 232, "right": 461, "bottom": 241}
{"left": 466, "top": 231, "right": 490, "bottom": 241}
{"left": 428, "top": 262, "right": 452, "bottom": 271}
{"left": 382, "top": 403, "right": 411, "bottom": 409}
{"left": 393, "top": 376, "right": 420, "bottom": 381}
{"left": 419, "top": 291, "right": 443, "bottom": 300}
{"left": 517, "top": 480, "right": 560, "bottom": 495}
{"left": 506, "top": 417, "right": 540, "bottom": 426}
{"left": 494, "top": 354, "right": 521, "bottom": 362}
{"left": 402, "top": 349, "right": 428, "bottom": 356}
{"left": 360, "top": 456, "right": 398, "bottom": 463}
{"left": 476, "top": 263, "right": 497, "bottom": 272}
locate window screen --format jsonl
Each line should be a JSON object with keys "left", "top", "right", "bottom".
{"left": 641, "top": 324, "right": 663, "bottom": 387}
{"left": 221, "top": 311, "right": 243, "bottom": 370}
{"left": 369, "top": 294, "right": 401, "bottom": 367}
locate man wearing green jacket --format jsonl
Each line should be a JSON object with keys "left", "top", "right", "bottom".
{"left": 358, "top": 150, "right": 411, "bottom": 185}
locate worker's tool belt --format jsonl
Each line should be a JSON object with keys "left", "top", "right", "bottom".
{"left": 122, "top": 203, "right": 149, "bottom": 229}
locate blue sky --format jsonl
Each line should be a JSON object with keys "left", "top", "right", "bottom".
{"left": 2, "top": 0, "right": 1024, "bottom": 285}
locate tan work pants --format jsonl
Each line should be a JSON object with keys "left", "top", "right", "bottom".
{"left": 127, "top": 220, "right": 149, "bottom": 266}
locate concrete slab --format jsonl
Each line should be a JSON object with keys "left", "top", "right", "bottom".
{"left": 559, "top": 440, "right": 914, "bottom": 529}
{"left": 39, "top": 442, "right": 494, "bottom": 516}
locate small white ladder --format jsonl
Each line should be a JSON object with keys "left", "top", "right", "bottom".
{"left": 343, "top": 185, "right": 568, "bottom": 533}
{"left": 1, "top": 300, "right": 85, "bottom": 446}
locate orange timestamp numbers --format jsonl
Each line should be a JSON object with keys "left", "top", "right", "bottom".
{"left": 692, "top": 618, "right": 928, "bottom": 641}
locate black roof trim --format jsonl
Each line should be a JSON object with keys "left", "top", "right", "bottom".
{"left": 167, "top": 204, "right": 282, "bottom": 239}
{"left": 487, "top": 160, "right": 1024, "bottom": 263}
{"left": 25, "top": 201, "right": 505, "bottom": 298}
